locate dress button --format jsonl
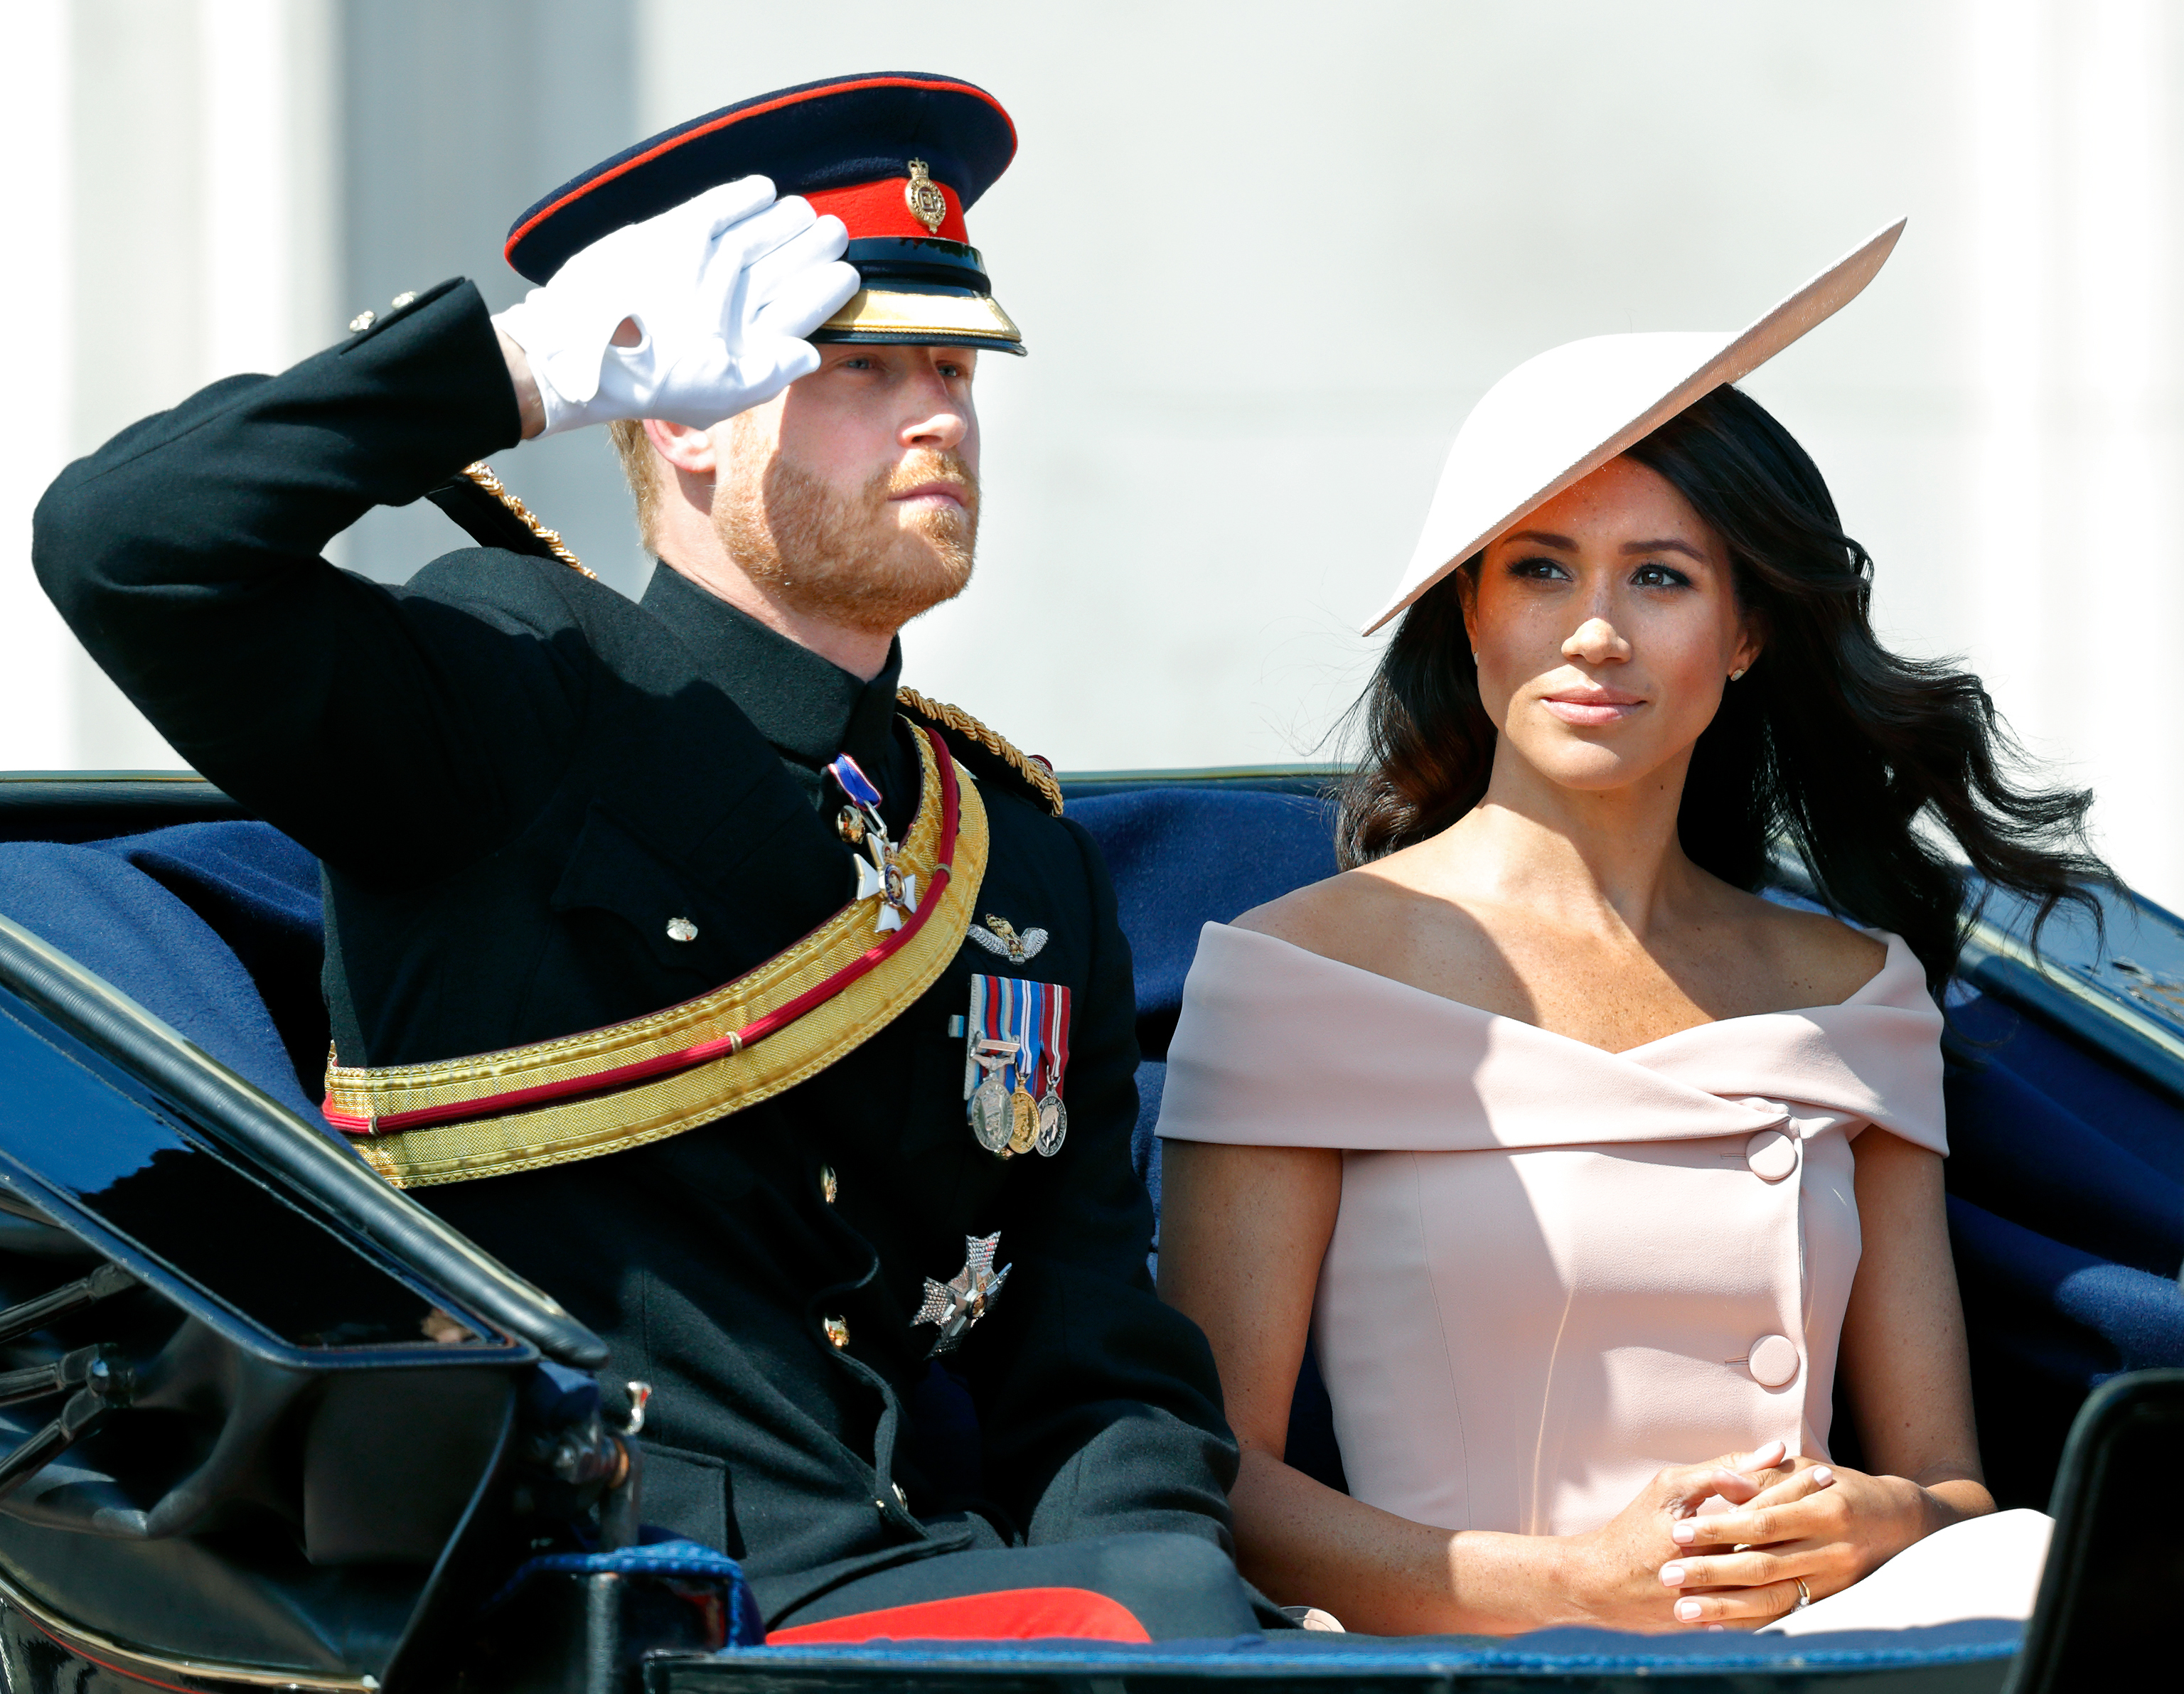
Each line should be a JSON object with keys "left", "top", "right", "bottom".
{"left": 820, "top": 1164, "right": 839, "bottom": 1204}
{"left": 348, "top": 309, "right": 376, "bottom": 332}
{"left": 823, "top": 1316, "right": 850, "bottom": 1349}
{"left": 1745, "top": 1128, "right": 1798, "bottom": 1181}
{"left": 1748, "top": 1334, "right": 1800, "bottom": 1388}
{"left": 390, "top": 289, "right": 419, "bottom": 309}
{"left": 892, "top": 1482, "right": 910, "bottom": 1511}
{"left": 665, "top": 916, "right": 699, "bottom": 943}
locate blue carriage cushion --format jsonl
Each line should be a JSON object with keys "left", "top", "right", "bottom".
{"left": 0, "top": 822, "right": 330, "bottom": 1131}
{"left": 1066, "top": 788, "right": 1338, "bottom": 1220}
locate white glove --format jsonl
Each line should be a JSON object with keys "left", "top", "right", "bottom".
{"left": 492, "top": 176, "right": 860, "bottom": 436}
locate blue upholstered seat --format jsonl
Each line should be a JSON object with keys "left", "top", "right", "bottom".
{"left": 1, "top": 795, "right": 2179, "bottom": 1512}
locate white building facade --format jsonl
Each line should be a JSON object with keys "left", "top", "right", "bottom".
{"left": 4, "top": 1, "right": 2181, "bottom": 906}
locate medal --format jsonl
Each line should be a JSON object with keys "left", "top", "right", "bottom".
{"left": 1008, "top": 1083, "right": 1039, "bottom": 1156}
{"left": 826, "top": 753, "right": 918, "bottom": 933}
{"left": 967, "top": 1044, "right": 1018, "bottom": 1155}
{"left": 1007, "top": 978, "right": 1044, "bottom": 1156}
{"left": 1036, "top": 1088, "right": 1068, "bottom": 1158}
{"left": 962, "top": 974, "right": 1075, "bottom": 1159}
{"left": 1034, "top": 977, "right": 1071, "bottom": 1157}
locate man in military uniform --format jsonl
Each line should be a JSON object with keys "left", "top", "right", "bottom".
{"left": 33, "top": 75, "right": 1259, "bottom": 1639}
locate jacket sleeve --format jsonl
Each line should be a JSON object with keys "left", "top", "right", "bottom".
{"left": 31, "top": 280, "right": 586, "bottom": 881}
{"left": 962, "top": 817, "right": 1241, "bottom": 1552}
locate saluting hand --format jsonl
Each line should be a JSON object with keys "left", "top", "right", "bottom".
{"left": 493, "top": 176, "right": 860, "bottom": 438}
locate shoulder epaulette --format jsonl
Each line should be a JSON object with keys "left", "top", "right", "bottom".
{"left": 427, "top": 462, "right": 597, "bottom": 579}
{"left": 896, "top": 687, "right": 1064, "bottom": 817}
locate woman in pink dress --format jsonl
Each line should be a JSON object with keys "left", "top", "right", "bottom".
{"left": 1155, "top": 227, "right": 2103, "bottom": 1636}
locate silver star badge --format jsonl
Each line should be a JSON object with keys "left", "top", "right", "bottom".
{"left": 966, "top": 916, "right": 1049, "bottom": 963}
{"left": 913, "top": 1232, "right": 1010, "bottom": 1353}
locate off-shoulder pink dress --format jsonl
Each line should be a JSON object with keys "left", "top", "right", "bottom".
{"left": 1157, "top": 921, "right": 2050, "bottom": 1631}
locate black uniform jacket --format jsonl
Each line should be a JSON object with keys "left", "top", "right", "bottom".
{"left": 32, "top": 279, "right": 1238, "bottom": 1622}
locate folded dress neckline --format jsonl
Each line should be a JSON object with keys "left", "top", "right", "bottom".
{"left": 1216, "top": 920, "right": 1914, "bottom": 1058}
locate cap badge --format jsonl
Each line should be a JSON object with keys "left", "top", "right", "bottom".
{"left": 904, "top": 158, "right": 948, "bottom": 234}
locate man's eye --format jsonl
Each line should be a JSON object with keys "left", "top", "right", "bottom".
{"left": 1632, "top": 563, "right": 1691, "bottom": 588}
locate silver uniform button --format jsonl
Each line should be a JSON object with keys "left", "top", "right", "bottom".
{"left": 390, "top": 289, "right": 418, "bottom": 308}
{"left": 348, "top": 309, "right": 377, "bottom": 332}
{"left": 892, "top": 1482, "right": 910, "bottom": 1511}
{"left": 666, "top": 916, "right": 699, "bottom": 943}
{"left": 823, "top": 1316, "right": 850, "bottom": 1349}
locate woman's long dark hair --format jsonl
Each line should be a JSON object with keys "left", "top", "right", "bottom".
{"left": 1337, "top": 383, "right": 2109, "bottom": 995}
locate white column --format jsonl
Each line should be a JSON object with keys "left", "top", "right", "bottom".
{"left": 1964, "top": 0, "right": 2057, "bottom": 749}
{"left": 2058, "top": 0, "right": 2175, "bottom": 904}
{"left": 202, "top": 0, "right": 336, "bottom": 375}
{"left": 202, "top": 0, "right": 291, "bottom": 375}
{"left": 0, "top": 2, "right": 77, "bottom": 770}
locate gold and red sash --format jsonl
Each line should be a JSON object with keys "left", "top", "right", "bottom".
{"left": 323, "top": 724, "right": 988, "bottom": 1189}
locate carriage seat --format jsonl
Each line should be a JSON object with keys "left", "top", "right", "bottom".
{"left": 1, "top": 794, "right": 2180, "bottom": 1514}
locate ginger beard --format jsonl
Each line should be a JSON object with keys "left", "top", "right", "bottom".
{"left": 714, "top": 418, "right": 979, "bottom": 634}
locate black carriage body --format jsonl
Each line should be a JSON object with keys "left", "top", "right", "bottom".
{"left": 0, "top": 771, "right": 2177, "bottom": 1693}
{"left": 0, "top": 837, "right": 613, "bottom": 1692}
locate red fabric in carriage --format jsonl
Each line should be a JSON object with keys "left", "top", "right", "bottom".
{"left": 765, "top": 1587, "right": 1151, "bottom": 1644}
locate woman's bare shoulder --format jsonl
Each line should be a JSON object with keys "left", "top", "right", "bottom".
{"left": 1733, "top": 890, "right": 1893, "bottom": 1007}
{"left": 1231, "top": 866, "right": 1416, "bottom": 959}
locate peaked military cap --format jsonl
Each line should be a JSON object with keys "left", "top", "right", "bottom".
{"left": 505, "top": 72, "right": 1024, "bottom": 354}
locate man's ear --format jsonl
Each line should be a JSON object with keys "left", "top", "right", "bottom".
{"left": 644, "top": 418, "right": 718, "bottom": 476}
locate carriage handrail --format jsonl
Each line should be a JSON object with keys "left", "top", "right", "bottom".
{"left": 0, "top": 909, "right": 608, "bottom": 1367}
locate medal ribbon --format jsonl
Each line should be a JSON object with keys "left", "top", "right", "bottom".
{"left": 1017, "top": 979, "right": 1044, "bottom": 1100}
{"left": 1042, "top": 984, "right": 1071, "bottom": 1098}
{"left": 991, "top": 965, "right": 1013, "bottom": 1087}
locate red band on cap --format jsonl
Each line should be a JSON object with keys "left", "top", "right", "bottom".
{"left": 503, "top": 75, "right": 1012, "bottom": 270}
{"left": 806, "top": 178, "right": 967, "bottom": 243}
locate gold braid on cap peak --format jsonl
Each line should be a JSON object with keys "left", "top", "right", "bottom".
{"left": 461, "top": 462, "right": 596, "bottom": 579}
{"left": 896, "top": 687, "right": 1063, "bottom": 817}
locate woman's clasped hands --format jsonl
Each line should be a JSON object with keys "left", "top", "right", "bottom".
{"left": 1653, "top": 1441, "right": 1966, "bottom": 1628}
{"left": 1562, "top": 1438, "right": 1961, "bottom": 1630}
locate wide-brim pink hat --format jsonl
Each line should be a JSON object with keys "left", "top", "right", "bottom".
{"left": 1366, "top": 219, "right": 1907, "bottom": 635}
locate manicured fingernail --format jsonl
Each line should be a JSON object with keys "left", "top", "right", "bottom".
{"left": 1707, "top": 1624, "right": 1726, "bottom": 1634}
{"left": 1671, "top": 1521, "right": 1696, "bottom": 1544}
{"left": 1813, "top": 1467, "right": 1834, "bottom": 1485}
{"left": 1676, "top": 1599, "right": 1702, "bottom": 1621}
{"left": 1661, "top": 1563, "right": 1686, "bottom": 1587}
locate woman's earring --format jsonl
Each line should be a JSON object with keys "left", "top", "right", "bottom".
{"left": 1728, "top": 667, "right": 1747, "bottom": 682}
